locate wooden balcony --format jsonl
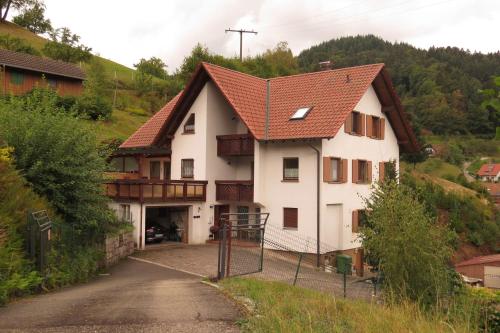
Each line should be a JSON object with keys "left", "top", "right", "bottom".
{"left": 216, "top": 134, "right": 254, "bottom": 157}
{"left": 215, "top": 180, "right": 254, "bottom": 202}
{"left": 105, "top": 179, "right": 208, "bottom": 203}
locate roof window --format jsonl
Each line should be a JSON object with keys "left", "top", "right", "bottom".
{"left": 290, "top": 107, "right": 312, "bottom": 120}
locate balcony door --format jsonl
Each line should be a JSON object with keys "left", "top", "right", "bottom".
{"left": 163, "top": 161, "right": 171, "bottom": 180}
{"left": 149, "top": 161, "right": 161, "bottom": 179}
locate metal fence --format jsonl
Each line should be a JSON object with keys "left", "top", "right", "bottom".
{"left": 217, "top": 216, "right": 381, "bottom": 301}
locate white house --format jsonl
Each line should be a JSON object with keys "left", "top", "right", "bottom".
{"left": 105, "top": 62, "right": 418, "bottom": 273}
{"left": 477, "top": 163, "right": 500, "bottom": 182}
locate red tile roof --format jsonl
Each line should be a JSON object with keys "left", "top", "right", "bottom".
{"left": 477, "top": 163, "right": 500, "bottom": 177}
{"left": 120, "top": 92, "right": 181, "bottom": 148}
{"left": 455, "top": 254, "right": 500, "bottom": 267}
{"left": 0, "top": 48, "right": 85, "bottom": 80}
{"left": 120, "top": 62, "right": 418, "bottom": 151}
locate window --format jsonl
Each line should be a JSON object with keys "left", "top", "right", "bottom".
{"left": 47, "top": 78, "right": 57, "bottom": 89}
{"left": 237, "top": 206, "right": 249, "bottom": 225}
{"left": 352, "top": 159, "right": 372, "bottom": 184}
{"left": 352, "top": 209, "right": 367, "bottom": 233}
{"left": 290, "top": 107, "right": 312, "bottom": 120}
{"left": 119, "top": 204, "right": 131, "bottom": 222}
{"left": 184, "top": 114, "right": 195, "bottom": 133}
{"left": 10, "top": 71, "right": 24, "bottom": 85}
{"left": 283, "top": 208, "right": 298, "bottom": 229}
{"left": 372, "top": 116, "right": 380, "bottom": 138}
{"left": 283, "top": 158, "right": 299, "bottom": 181}
{"left": 163, "top": 161, "right": 171, "bottom": 180}
{"left": 150, "top": 161, "right": 161, "bottom": 179}
{"left": 181, "top": 159, "right": 194, "bottom": 178}
{"left": 110, "top": 156, "right": 138, "bottom": 173}
{"left": 367, "top": 116, "right": 385, "bottom": 139}
{"left": 323, "top": 157, "right": 347, "bottom": 183}
{"left": 254, "top": 207, "right": 261, "bottom": 224}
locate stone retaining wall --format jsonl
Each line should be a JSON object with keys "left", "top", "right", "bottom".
{"left": 104, "top": 231, "right": 134, "bottom": 267}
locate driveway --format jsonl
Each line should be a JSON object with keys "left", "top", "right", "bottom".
{"left": 0, "top": 258, "right": 240, "bottom": 333}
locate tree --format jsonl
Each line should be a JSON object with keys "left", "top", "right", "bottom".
{"left": 42, "top": 27, "right": 92, "bottom": 63}
{"left": 360, "top": 178, "right": 455, "bottom": 306}
{"left": 12, "top": 1, "right": 52, "bottom": 34}
{"left": 0, "top": 88, "right": 116, "bottom": 233}
{"left": 0, "top": 0, "right": 35, "bottom": 22}
{"left": 134, "top": 57, "right": 167, "bottom": 79}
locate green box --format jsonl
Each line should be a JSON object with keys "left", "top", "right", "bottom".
{"left": 336, "top": 254, "right": 352, "bottom": 275}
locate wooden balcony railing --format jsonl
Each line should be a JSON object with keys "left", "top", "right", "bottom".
{"left": 105, "top": 179, "right": 208, "bottom": 203}
{"left": 216, "top": 134, "right": 254, "bottom": 157}
{"left": 215, "top": 180, "right": 254, "bottom": 202}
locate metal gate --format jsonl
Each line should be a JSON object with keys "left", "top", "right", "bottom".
{"left": 217, "top": 212, "right": 269, "bottom": 279}
{"left": 27, "top": 210, "right": 52, "bottom": 272}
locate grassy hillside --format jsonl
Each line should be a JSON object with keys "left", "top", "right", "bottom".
{"left": 0, "top": 21, "right": 136, "bottom": 87}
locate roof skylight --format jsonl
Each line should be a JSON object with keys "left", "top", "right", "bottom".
{"left": 290, "top": 107, "right": 312, "bottom": 120}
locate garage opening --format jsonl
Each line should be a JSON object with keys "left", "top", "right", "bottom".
{"left": 145, "top": 206, "right": 189, "bottom": 245}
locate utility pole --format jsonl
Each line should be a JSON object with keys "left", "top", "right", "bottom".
{"left": 225, "top": 28, "right": 257, "bottom": 61}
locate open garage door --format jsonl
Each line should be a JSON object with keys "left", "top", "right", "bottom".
{"left": 145, "top": 206, "right": 189, "bottom": 246}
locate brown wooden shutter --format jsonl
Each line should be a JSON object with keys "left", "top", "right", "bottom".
{"left": 323, "top": 157, "right": 331, "bottom": 182}
{"left": 367, "top": 161, "right": 372, "bottom": 183}
{"left": 379, "top": 161, "right": 385, "bottom": 182}
{"left": 341, "top": 159, "right": 348, "bottom": 183}
{"left": 360, "top": 113, "right": 366, "bottom": 136}
{"left": 366, "top": 115, "right": 373, "bottom": 138}
{"left": 352, "top": 210, "right": 359, "bottom": 233}
{"left": 352, "top": 159, "right": 358, "bottom": 183}
{"left": 379, "top": 118, "right": 385, "bottom": 140}
{"left": 344, "top": 113, "right": 352, "bottom": 134}
{"left": 284, "top": 208, "right": 298, "bottom": 228}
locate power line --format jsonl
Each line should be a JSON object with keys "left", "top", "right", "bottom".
{"left": 225, "top": 28, "right": 258, "bottom": 61}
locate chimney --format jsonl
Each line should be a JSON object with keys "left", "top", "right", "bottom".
{"left": 319, "top": 60, "right": 332, "bottom": 71}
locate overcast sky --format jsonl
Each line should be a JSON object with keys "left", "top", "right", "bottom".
{"left": 15, "top": 0, "right": 499, "bottom": 72}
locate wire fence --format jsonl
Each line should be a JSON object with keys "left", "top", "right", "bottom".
{"left": 219, "top": 219, "right": 381, "bottom": 301}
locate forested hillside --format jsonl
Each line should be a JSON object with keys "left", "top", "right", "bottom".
{"left": 297, "top": 35, "right": 500, "bottom": 137}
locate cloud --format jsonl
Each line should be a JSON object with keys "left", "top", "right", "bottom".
{"left": 32, "top": 0, "right": 500, "bottom": 71}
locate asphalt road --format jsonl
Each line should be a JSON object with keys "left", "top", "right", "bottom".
{"left": 0, "top": 258, "right": 240, "bottom": 333}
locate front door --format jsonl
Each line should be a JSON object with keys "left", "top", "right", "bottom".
{"left": 214, "top": 205, "right": 230, "bottom": 228}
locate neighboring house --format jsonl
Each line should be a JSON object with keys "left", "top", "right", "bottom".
{"left": 105, "top": 62, "right": 418, "bottom": 271}
{"left": 0, "top": 48, "right": 85, "bottom": 96}
{"left": 455, "top": 254, "right": 500, "bottom": 289}
{"left": 477, "top": 163, "right": 500, "bottom": 182}
{"left": 485, "top": 182, "right": 500, "bottom": 205}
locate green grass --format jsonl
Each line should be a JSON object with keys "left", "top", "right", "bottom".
{"left": 88, "top": 108, "right": 149, "bottom": 142}
{"left": 220, "top": 278, "right": 478, "bottom": 333}
{"left": 0, "top": 21, "right": 137, "bottom": 87}
{"left": 413, "top": 158, "right": 462, "bottom": 180}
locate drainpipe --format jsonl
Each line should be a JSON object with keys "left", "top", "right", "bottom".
{"left": 308, "top": 143, "right": 321, "bottom": 267}
{"left": 265, "top": 79, "right": 270, "bottom": 140}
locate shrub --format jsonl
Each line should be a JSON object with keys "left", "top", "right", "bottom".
{"left": 73, "top": 93, "right": 112, "bottom": 120}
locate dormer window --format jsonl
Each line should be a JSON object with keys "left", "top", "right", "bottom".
{"left": 184, "top": 114, "right": 195, "bottom": 133}
{"left": 290, "top": 107, "right": 312, "bottom": 120}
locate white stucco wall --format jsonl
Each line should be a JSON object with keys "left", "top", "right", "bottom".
{"left": 321, "top": 85, "right": 399, "bottom": 250}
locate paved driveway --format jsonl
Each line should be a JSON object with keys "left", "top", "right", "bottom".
{"left": 0, "top": 258, "right": 240, "bottom": 333}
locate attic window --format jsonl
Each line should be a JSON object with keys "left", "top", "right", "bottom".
{"left": 184, "top": 114, "right": 195, "bottom": 133}
{"left": 290, "top": 107, "right": 312, "bottom": 120}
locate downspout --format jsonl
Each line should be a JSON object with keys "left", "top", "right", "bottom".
{"left": 308, "top": 143, "right": 321, "bottom": 267}
{"left": 265, "top": 79, "right": 270, "bottom": 140}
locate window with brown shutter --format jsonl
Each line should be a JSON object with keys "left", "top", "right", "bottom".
{"left": 324, "top": 157, "right": 348, "bottom": 183}
{"left": 352, "top": 209, "right": 367, "bottom": 233}
{"left": 352, "top": 112, "right": 363, "bottom": 135}
{"left": 366, "top": 115, "right": 373, "bottom": 137}
{"left": 283, "top": 208, "right": 298, "bottom": 229}
{"left": 379, "top": 118, "right": 385, "bottom": 140}
{"left": 354, "top": 160, "right": 372, "bottom": 184}
{"left": 379, "top": 161, "right": 385, "bottom": 182}
{"left": 372, "top": 116, "right": 381, "bottom": 139}
{"left": 181, "top": 159, "right": 194, "bottom": 178}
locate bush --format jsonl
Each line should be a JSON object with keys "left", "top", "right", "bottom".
{"left": 73, "top": 94, "right": 112, "bottom": 120}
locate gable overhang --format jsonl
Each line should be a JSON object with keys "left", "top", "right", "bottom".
{"left": 372, "top": 67, "right": 419, "bottom": 153}
{"left": 152, "top": 63, "right": 257, "bottom": 147}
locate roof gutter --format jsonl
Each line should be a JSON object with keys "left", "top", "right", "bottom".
{"left": 264, "top": 79, "right": 270, "bottom": 140}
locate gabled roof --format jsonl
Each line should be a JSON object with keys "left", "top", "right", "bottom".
{"left": 477, "top": 163, "right": 500, "bottom": 177}
{"left": 120, "top": 62, "right": 419, "bottom": 152}
{"left": 455, "top": 254, "right": 500, "bottom": 267}
{"left": 0, "top": 48, "right": 85, "bottom": 80}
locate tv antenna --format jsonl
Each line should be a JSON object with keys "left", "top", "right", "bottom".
{"left": 225, "top": 28, "right": 258, "bottom": 61}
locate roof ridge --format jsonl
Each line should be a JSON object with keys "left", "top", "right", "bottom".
{"left": 201, "top": 62, "right": 266, "bottom": 81}
{"left": 270, "top": 63, "right": 385, "bottom": 81}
